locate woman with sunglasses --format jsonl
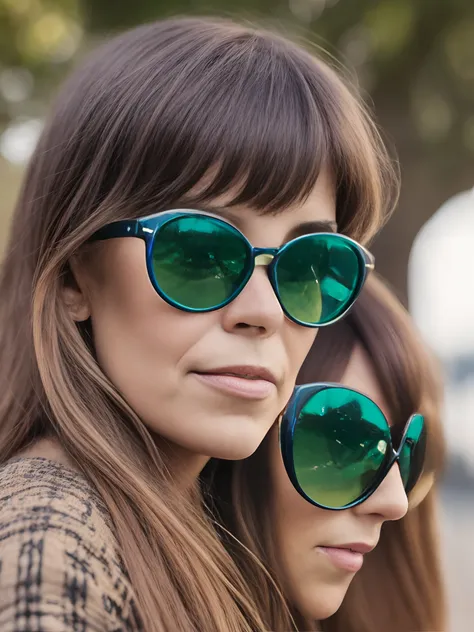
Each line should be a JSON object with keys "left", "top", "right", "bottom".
{"left": 205, "top": 275, "right": 446, "bottom": 631}
{"left": 0, "top": 16, "right": 396, "bottom": 632}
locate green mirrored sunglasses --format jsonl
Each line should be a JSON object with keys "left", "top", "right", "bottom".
{"left": 91, "top": 210, "right": 374, "bottom": 327}
{"left": 280, "top": 383, "right": 426, "bottom": 509}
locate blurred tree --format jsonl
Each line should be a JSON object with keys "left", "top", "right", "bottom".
{"left": 1, "top": 0, "right": 473, "bottom": 298}
{"left": 0, "top": 0, "right": 82, "bottom": 126}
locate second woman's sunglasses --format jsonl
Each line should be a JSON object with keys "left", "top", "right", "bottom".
{"left": 280, "top": 383, "right": 427, "bottom": 510}
{"left": 90, "top": 210, "right": 374, "bottom": 328}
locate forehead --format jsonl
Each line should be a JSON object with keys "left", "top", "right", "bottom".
{"left": 341, "top": 344, "right": 392, "bottom": 423}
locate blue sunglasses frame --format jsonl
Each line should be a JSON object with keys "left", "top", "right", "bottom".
{"left": 90, "top": 209, "right": 375, "bottom": 328}
{"left": 279, "top": 382, "right": 426, "bottom": 510}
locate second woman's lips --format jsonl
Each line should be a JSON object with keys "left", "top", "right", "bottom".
{"left": 318, "top": 546, "right": 365, "bottom": 573}
{"left": 317, "top": 541, "right": 376, "bottom": 573}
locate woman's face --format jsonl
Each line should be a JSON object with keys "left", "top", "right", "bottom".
{"left": 67, "top": 169, "right": 336, "bottom": 468}
{"left": 269, "top": 344, "right": 409, "bottom": 621}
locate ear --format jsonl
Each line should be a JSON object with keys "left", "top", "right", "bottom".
{"left": 62, "top": 255, "right": 92, "bottom": 323}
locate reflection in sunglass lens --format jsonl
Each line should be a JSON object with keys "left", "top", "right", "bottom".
{"left": 292, "top": 388, "right": 390, "bottom": 508}
{"left": 151, "top": 216, "right": 250, "bottom": 310}
{"left": 275, "top": 235, "right": 362, "bottom": 326}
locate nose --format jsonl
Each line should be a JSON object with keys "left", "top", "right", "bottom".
{"left": 220, "top": 266, "right": 285, "bottom": 337}
{"left": 354, "top": 463, "right": 408, "bottom": 522}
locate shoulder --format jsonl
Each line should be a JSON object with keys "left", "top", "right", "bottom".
{"left": 0, "top": 458, "right": 142, "bottom": 631}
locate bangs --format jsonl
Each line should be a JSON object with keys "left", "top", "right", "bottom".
{"left": 50, "top": 18, "right": 396, "bottom": 243}
{"left": 107, "top": 30, "right": 330, "bottom": 215}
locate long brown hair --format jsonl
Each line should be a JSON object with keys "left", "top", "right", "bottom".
{"left": 0, "top": 17, "right": 397, "bottom": 632}
{"left": 204, "top": 274, "right": 446, "bottom": 631}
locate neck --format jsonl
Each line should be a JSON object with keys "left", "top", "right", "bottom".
{"left": 16, "top": 435, "right": 209, "bottom": 492}
{"left": 156, "top": 437, "right": 210, "bottom": 490}
{"left": 15, "top": 436, "right": 79, "bottom": 471}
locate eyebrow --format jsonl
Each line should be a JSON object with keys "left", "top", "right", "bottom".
{"left": 197, "top": 205, "right": 242, "bottom": 225}
{"left": 286, "top": 220, "right": 338, "bottom": 240}
{"left": 190, "top": 204, "right": 338, "bottom": 239}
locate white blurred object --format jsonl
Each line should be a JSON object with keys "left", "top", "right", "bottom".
{"left": 0, "top": 118, "right": 43, "bottom": 164}
{"left": 408, "top": 187, "right": 474, "bottom": 469}
{"left": 409, "top": 187, "right": 474, "bottom": 359}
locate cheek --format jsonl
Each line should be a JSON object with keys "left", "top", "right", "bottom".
{"left": 274, "top": 502, "right": 354, "bottom": 620}
{"left": 270, "top": 441, "right": 353, "bottom": 620}
{"left": 86, "top": 241, "right": 210, "bottom": 402}
{"left": 284, "top": 325, "right": 318, "bottom": 380}
{"left": 271, "top": 438, "right": 322, "bottom": 591}
{"left": 273, "top": 494, "right": 329, "bottom": 618}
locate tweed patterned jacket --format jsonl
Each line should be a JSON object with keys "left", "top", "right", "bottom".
{"left": 0, "top": 457, "right": 143, "bottom": 631}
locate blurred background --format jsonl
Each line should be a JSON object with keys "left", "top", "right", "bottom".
{"left": 0, "top": 0, "right": 472, "bottom": 629}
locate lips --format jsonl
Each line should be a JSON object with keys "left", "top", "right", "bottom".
{"left": 334, "top": 542, "right": 376, "bottom": 554}
{"left": 321, "top": 542, "right": 376, "bottom": 554}
{"left": 190, "top": 365, "right": 278, "bottom": 400}
{"left": 317, "top": 541, "right": 378, "bottom": 573}
{"left": 193, "top": 365, "right": 278, "bottom": 385}
{"left": 318, "top": 546, "right": 366, "bottom": 573}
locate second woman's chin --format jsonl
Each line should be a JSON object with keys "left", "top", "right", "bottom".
{"left": 295, "top": 580, "right": 353, "bottom": 622}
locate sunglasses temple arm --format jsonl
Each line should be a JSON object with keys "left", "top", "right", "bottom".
{"left": 361, "top": 246, "right": 375, "bottom": 271}
{"left": 89, "top": 220, "right": 141, "bottom": 242}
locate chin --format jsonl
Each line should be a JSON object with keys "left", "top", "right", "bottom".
{"left": 171, "top": 415, "right": 269, "bottom": 460}
{"left": 206, "top": 425, "right": 266, "bottom": 460}
{"left": 299, "top": 585, "right": 349, "bottom": 621}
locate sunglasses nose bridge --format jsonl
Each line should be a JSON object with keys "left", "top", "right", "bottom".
{"left": 254, "top": 253, "right": 275, "bottom": 267}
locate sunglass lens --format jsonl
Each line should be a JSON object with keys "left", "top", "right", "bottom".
{"left": 151, "top": 216, "right": 250, "bottom": 310}
{"left": 292, "top": 387, "right": 390, "bottom": 508}
{"left": 275, "top": 234, "right": 363, "bottom": 326}
{"left": 398, "top": 413, "right": 426, "bottom": 493}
